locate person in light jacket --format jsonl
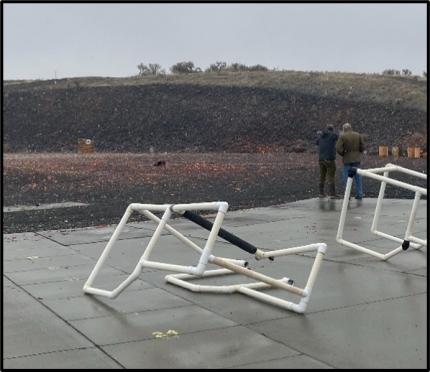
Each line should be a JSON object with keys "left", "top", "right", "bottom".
{"left": 336, "top": 122, "right": 365, "bottom": 200}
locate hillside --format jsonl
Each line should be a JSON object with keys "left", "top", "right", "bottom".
{"left": 3, "top": 71, "right": 427, "bottom": 153}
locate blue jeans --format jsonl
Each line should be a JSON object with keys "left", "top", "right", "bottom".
{"left": 342, "top": 162, "right": 363, "bottom": 199}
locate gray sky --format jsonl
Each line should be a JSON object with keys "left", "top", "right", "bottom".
{"left": 4, "top": 3, "right": 427, "bottom": 80}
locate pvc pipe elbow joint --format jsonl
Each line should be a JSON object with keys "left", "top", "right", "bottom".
{"left": 109, "top": 290, "right": 121, "bottom": 299}
{"left": 190, "top": 264, "right": 206, "bottom": 277}
{"left": 217, "top": 201, "right": 229, "bottom": 213}
{"left": 317, "top": 243, "right": 327, "bottom": 254}
{"left": 294, "top": 299, "right": 308, "bottom": 314}
{"left": 254, "top": 249, "right": 265, "bottom": 260}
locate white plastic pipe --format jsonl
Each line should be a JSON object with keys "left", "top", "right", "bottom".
{"left": 408, "top": 236, "right": 427, "bottom": 246}
{"left": 258, "top": 243, "right": 325, "bottom": 258}
{"left": 140, "top": 208, "right": 172, "bottom": 261}
{"left": 166, "top": 272, "right": 289, "bottom": 294}
{"left": 337, "top": 165, "right": 427, "bottom": 261}
{"left": 372, "top": 230, "right": 422, "bottom": 249}
{"left": 194, "top": 209, "right": 227, "bottom": 275}
{"left": 388, "top": 164, "right": 427, "bottom": 179}
{"left": 370, "top": 170, "right": 389, "bottom": 233}
{"left": 238, "top": 286, "right": 303, "bottom": 313}
{"left": 84, "top": 201, "right": 327, "bottom": 314}
{"left": 357, "top": 169, "right": 427, "bottom": 195}
{"left": 364, "top": 165, "right": 397, "bottom": 174}
{"left": 336, "top": 177, "right": 353, "bottom": 241}
{"left": 304, "top": 250, "right": 325, "bottom": 292}
{"left": 337, "top": 238, "right": 386, "bottom": 260}
{"left": 172, "top": 201, "right": 228, "bottom": 213}
{"left": 83, "top": 205, "right": 133, "bottom": 290}
{"left": 404, "top": 192, "right": 421, "bottom": 241}
{"left": 130, "top": 203, "right": 172, "bottom": 212}
{"left": 210, "top": 256, "right": 306, "bottom": 296}
{"left": 140, "top": 209, "right": 204, "bottom": 254}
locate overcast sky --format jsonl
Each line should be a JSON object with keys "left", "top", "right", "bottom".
{"left": 4, "top": 3, "right": 427, "bottom": 80}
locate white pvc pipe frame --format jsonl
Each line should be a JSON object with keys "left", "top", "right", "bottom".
{"left": 83, "top": 201, "right": 327, "bottom": 314}
{"left": 336, "top": 163, "right": 427, "bottom": 260}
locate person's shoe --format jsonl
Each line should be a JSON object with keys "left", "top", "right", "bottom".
{"left": 355, "top": 196, "right": 363, "bottom": 200}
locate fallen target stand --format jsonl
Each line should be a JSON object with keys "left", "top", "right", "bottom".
{"left": 83, "top": 202, "right": 327, "bottom": 313}
{"left": 337, "top": 163, "right": 427, "bottom": 260}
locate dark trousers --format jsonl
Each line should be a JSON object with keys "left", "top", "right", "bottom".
{"left": 319, "top": 160, "right": 336, "bottom": 195}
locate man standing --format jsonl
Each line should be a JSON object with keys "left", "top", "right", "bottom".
{"left": 316, "top": 125, "right": 338, "bottom": 198}
{"left": 336, "top": 122, "right": 364, "bottom": 200}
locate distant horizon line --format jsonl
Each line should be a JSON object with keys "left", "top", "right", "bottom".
{"left": 5, "top": 68, "right": 428, "bottom": 82}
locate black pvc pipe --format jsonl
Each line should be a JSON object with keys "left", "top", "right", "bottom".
{"left": 182, "top": 211, "right": 258, "bottom": 254}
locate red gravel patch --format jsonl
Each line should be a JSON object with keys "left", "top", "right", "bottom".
{"left": 3, "top": 152, "right": 426, "bottom": 233}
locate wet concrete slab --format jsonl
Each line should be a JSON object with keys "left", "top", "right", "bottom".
{"left": 3, "top": 286, "right": 92, "bottom": 358}
{"left": 3, "top": 197, "right": 427, "bottom": 369}
{"left": 22, "top": 274, "right": 153, "bottom": 301}
{"left": 6, "top": 263, "right": 124, "bottom": 285}
{"left": 71, "top": 305, "right": 237, "bottom": 345}
{"left": 3, "top": 232, "right": 76, "bottom": 260}
{"left": 101, "top": 326, "right": 299, "bottom": 369}
{"left": 42, "top": 287, "right": 192, "bottom": 321}
{"left": 4, "top": 253, "right": 96, "bottom": 273}
{"left": 248, "top": 293, "right": 427, "bottom": 369}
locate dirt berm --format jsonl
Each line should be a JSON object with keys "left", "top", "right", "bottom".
{"left": 3, "top": 72, "right": 427, "bottom": 153}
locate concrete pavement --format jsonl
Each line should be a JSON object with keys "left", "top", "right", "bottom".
{"left": 3, "top": 198, "right": 427, "bottom": 368}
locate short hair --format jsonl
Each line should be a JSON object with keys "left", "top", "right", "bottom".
{"left": 326, "top": 124, "right": 334, "bottom": 131}
{"left": 343, "top": 122, "right": 352, "bottom": 131}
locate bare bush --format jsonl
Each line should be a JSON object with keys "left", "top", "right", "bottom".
{"left": 206, "top": 61, "right": 227, "bottom": 73}
{"left": 138, "top": 63, "right": 164, "bottom": 76}
{"left": 149, "top": 63, "right": 163, "bottom": 75}
{"left": 228, "top": 63, "right": 249, "bottom": 72}
{"left": 171, "top": 61, "right": 200, "bottom": 74}
{"left": 248, "top": 64, "right": 269, "bottom": 72}
{"left": 209, "top": 62, "right": 270, "bottom": 72}
{"left": 382, "top": 69, "right": 401, "bottom": 76}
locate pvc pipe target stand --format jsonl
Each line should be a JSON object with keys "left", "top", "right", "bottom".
{"left": 336, "top": 163, "right": 427, "bottom": 260}
{"left": 83, "top": 201, "right": 327, "bottom": 313}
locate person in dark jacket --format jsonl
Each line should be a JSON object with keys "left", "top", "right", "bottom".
{"left": 316, "top": 125, "right": 338, "bottom": 198}
{"left": 336, "top": 122, "right": 365, "bottom": 200}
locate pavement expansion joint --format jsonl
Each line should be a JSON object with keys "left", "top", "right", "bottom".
{"left": 226, "top": 353, "right": 335, "bottom": 369}
{"left": 68, "top": 303, "right": 194, "bottom": 322}
{"left": 3, "top": 346, "right": 93, "bottom": 361}
{"left": 99, "top": 324, "right": 243, "bottom": 348}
